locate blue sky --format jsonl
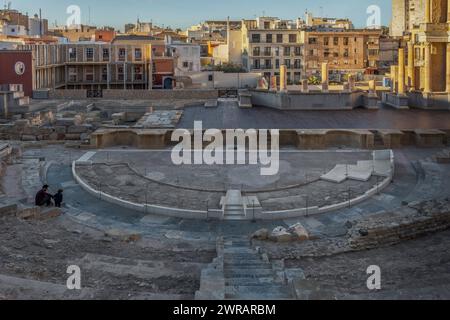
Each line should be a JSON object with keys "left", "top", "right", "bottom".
{"left": 10, "top": 0, "right": 392, "bottom": 31}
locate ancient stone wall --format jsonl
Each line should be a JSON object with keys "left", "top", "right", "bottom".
{"left": 49, "top": 89, "right": 218, "bottom": 100}
{"left": 348, "top": 199, "right": 450, "bottom": 250}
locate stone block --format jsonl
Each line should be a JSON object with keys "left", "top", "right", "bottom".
{"left": 269, "top": 226, "right": 293, "bottom": 243}
{"left": 0, "top": 204, "right": 18, "bottom": 217}
{"left": 16, "top": 206, "right": 40, "bottom": 219}
{"left": 251, "top": 228, "right": 269, "bottom": 240}
{"left": 67, "top": 125, "right": 91, "bottom": 134}
{"left": 104, "top": 229, "right": 142, "bottom": 242}
{"left": 36, "top": 207, "right": 62, "bottom": 220}
{"left": 21, "top": 135, "right": 36, "bottom": 141}
{"left": 288, "top": 223, "right": 309, "bottom": 241}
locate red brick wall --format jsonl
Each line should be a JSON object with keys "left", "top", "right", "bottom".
{"left": 0, "top": 51, "right": 33, "bottom": 96}
{"left": 95, "top": 30, "right": 116, "bottom": 42}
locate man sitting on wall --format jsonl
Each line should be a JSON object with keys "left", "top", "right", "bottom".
{"left": 35, "top": 185, "right": 53, "bottom": 207}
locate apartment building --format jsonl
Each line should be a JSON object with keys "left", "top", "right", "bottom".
{"left": 50, "top": 25, "right": 98, "bottom": 42}
{"left": 242, "top": 17, "right": 305, "bottom": 84}
{"left": 303, "top": 29, "right": 383, "bottom": 80}
{"left": 305, "top": 12, "right": 354, "bottom": 29}
{"left": 18, "top": 42, "right": 153, "bottom": 94}
{"left": 391, "top": 0, "right": 426, "bottom": 37}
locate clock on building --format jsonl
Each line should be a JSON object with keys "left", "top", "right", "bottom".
{"left": 14, "top": 61, "right": 26, "bottom": 75}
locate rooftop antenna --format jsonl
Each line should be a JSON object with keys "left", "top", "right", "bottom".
{"left": 39, "top": 8, "right": 42, "bottom": 36}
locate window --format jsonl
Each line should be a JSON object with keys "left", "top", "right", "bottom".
{"left": 264, "top": 21, "right": 271, "bottom": 29}
{"left": 294, "top": 72, "right": 301, "bottom": 84}
{"left": 284, "top": 59, "right": 291, "bottom": 68}
{"left": 276, "top": 34, "right": 283, "bottom": 43}
{"left": 324, "top": 37, "right": 329, "bottom": 46}
{"left": 251, "top": 34, "right": 261, "bottom": 43}
{"left": 102, "top": 67, "right": 108, "bottom": 81}
{"left": 253, "top": 59, "right": 260, "bottom": 69}
{"left": 294, "top": 59, "right": 301, "bottom": 69}
{"left": 324, "top": 49, "right": 330, "bottom": 58}
{"left": 118, "top": 66, "right": 124, "bottom": 81}
{"left": 85, "top": 48, "right": 94, "bottom": 61}
{"left": 134, "top": 48, "right": 142, "bottom": 61}
{"left": 344, "top": 49, "right": 349, "bottom": 57}
{"left": 289, "top": 34, "right": 297, "bottom": 43}
{"left": 343, "top": 37, "right": 349, "bottom": 46}
{"left": 264, "top": 59, "right": 272, "bottom": 69}
{"left": 69, "top": 47, "right": 77, "bottom": 61}
{"left": 85, "top": 66, "right": 94, "bottom": 81}
{"left": 208, "top": 75, "right": 213, "bottom": 81}
{"left": 264, "top": 47, "right": 271, "bottom": 56}
{"left": 266, "top": 34, "right": 273, "bottom": 43}
{"left": 118, "top": 48, "right": 126, "bottom": 61}
{"left": 333, "top": 37, "right": 339, "bottom": 45}
{"left": 275, "top": 47, "right": 280, "bottom": 56}
{"left": 308, "top": 37, "right": 317, "bottom": 45}
{"left": 182, "top": 61, "right": 189, "bottom": 68}
{"left": 103, "top": 48, "right": 109, "bottom": 61}
{"left": 294, "top": 46, "right": 301, "bottom": 56}
{"left": 134, "top": 66, "right": 143, "bottom": 80}
{"left": 275, "top": 59, "right": 280, "bottom": 69}
{"left": 253, "top": 47, "right": 260, "bottom": 56}
{"left": 68, "top": 67, "right": 77, "bottom": 82}
{"left": 283, "top": 47, "right": 291, "bottom": 56}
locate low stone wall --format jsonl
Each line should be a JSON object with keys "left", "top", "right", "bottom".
{"left": 296, "top": 129, "right": 374, "bottom": 149}
{"left": 0, "top": 121, "right": 94, "bottom": 142}
{"left": 408, "top": 91, "right": 450, "bottom": 110}
{"left": 250, "top": 90, "right": 367, "bottom": 110}
{"left": 90, "top": 128, "right": 171, "bottom": 149}
{"left": 49, "top": 89, "right": 218, "bottom": 100}
{"left": 348, "top": 199, "right": 450, "bottom": 250}
{"left": 49, "top": 90, "right": 88, "bottom": 100}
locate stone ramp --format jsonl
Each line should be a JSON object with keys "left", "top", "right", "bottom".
{"left": 321, "top": 150, "right": 393, "bottom": 183}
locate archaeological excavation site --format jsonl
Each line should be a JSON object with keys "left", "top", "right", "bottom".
{"left": 1, "top": 86, "right": 450, "bottom": 301}
{"left": 1, "top": 0, "right": 450, "bottom": 308}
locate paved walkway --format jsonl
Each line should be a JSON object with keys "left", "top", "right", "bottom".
{"left": 177, "top": 101, "right": 450, "bottom": 129}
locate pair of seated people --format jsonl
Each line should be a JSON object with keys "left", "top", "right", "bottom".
{"left": 35, "top": 185, "right": 64, "bottom": 208}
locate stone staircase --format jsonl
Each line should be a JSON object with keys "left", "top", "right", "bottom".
{"left": 221, "top": 190, "right": 246, "bottom": 220}
{"left": 196, "top": 236, "right": 295, "bottom": 300}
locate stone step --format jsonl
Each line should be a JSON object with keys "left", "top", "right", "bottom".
{"left": 223, "top": 248, "right": 256, "bottom": 254}
{"left": 225, "top": 285, "right": 293, "bottom": 300}
{"left": 0, "top": 274, "right": 94, "bottom": 299}
{"left": 74, "top": 253, "right": 204, "bottom": 279}
{"left": 225, "top": 259, "right": 267, "bottom": 266}
{"left": 225, "top": 277, "right": 275, "bottom": 286}
{"left": 224, "top": 269, "right": 274, "bottom": 278}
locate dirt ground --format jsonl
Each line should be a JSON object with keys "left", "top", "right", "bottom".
{"left": 285, "top": 229, "right": 450, "bottom": 299}
{"left": 0, "top": 214, "right": 215, "bottom": 300}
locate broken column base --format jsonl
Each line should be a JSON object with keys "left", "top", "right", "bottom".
{"left": 382, "top": 92, "right": 409, "bottom": 109}
{"left": 364, "top": 93, "right": 380, "bottom": 109}
{"left": 238, "top": 92, "right": 253, "bottom": 108}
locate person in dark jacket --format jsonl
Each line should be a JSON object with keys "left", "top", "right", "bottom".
{"left": 54, "top": 189, "right": 64, "bottom": 208}
{"left": 35, "top": 185, "right": 52, "bottom": 206}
